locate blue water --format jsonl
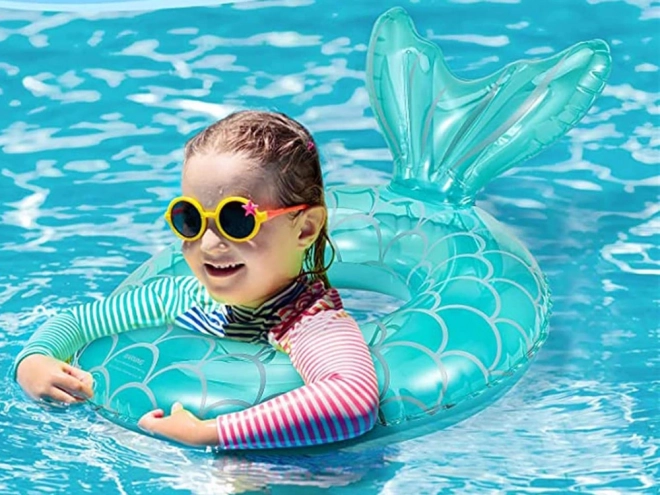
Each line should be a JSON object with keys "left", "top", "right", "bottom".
{"left": 0, "top": 0, "right": 657, "bottom": 493}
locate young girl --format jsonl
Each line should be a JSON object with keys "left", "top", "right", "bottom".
{"left": 13, "top": 110, "right": 380, "bottom": 449}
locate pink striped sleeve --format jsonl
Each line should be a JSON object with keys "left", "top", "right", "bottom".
{"left": 215, "top": 310, "right": 379, "bottom": 449}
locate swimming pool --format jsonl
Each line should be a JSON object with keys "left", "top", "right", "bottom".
{"left": 0, "top": 0, "right": 657, "bottom": 493}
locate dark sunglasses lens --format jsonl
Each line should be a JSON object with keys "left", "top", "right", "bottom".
{"left": 220, "top": 201, "right": 256, "bottom": 239}
{"left": 171, "top": 200, "right": 202, "bottom": 239}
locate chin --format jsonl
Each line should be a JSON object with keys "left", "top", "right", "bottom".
{"left": 203, "top": 280, "right": 256, "bottom": 306}
{"left": 202, "top": 280, "right": 238, "bottom": 302}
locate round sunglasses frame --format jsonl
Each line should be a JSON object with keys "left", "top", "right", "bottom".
{"left": 164, "top": 196, "right": 308, "bottom": 243}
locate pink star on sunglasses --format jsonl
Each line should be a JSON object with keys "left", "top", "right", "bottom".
{"left": 242, "top": 200, "right": 259, "bottom": 217}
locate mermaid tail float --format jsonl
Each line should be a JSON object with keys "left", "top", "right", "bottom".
{"left": 74, "top": 8, "right": 612, "bottom": 449}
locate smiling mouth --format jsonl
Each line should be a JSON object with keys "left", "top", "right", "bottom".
{"left": 204, "top": 262, "right": 245, "bottom": 277}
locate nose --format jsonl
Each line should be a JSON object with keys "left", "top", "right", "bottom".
{"left": 200, "top": 224, "right": 230, "bottom": 252}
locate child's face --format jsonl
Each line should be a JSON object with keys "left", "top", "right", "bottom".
{"left": 179, "top": 151, "right": 314, "bottom": 307}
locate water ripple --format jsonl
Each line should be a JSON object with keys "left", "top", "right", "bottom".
{"left": 0, "top": 1, "right": 657, "bottom": 494}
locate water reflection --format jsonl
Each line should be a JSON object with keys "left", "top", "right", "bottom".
{"left": 1, "top": 0, "right": 658, "bottom": 494}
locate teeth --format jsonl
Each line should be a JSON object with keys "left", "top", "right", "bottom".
{"left": 212, "top": 263, "right": 241, "bottom": 269}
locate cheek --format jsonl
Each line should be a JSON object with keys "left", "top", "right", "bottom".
{"left": 264, "top": 222, "right": 302, "bottom": 260}
{"left": 182, "top": 242, "right": 201, "bottom": 271}
{"left": 265, "top": 220, "right": 296, "bottom": 245}
{"left": 245, "top": 223, "right": 296, "bottom": 260}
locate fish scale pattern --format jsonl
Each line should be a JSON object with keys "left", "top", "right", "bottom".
{"left": 75, "top": 184, "right": 550, "bottom": 431}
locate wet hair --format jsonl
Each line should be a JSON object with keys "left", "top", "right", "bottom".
{"left": 183, "top": 110, "right": 334, "bottom": 287}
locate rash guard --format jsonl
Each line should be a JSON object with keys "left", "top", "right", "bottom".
{"left": 12, "top": 277, "right": 379, "bottom": 449}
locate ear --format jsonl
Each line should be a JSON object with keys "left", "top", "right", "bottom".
{"left": 296, "top": 206, "right": 326, "bottom": 251}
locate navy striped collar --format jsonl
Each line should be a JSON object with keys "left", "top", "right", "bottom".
{"left": 175, "top": 276, "right": 327, "bottom": 342}
{"left": 226, "top": 278, "right": 308, "bottom": 324}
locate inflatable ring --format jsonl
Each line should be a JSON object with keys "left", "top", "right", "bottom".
{"left": 73, "top": 8, "right": 611, "bottom": 449}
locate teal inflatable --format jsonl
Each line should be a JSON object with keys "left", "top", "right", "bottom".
{"left": 73, "top": 8, "right": 611, "bottom": 449}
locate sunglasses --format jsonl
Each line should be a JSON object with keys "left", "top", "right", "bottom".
{"left": 165, "top": 196, "right": 308, "bottom": 243}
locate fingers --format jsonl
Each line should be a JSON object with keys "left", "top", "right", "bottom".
{"left": 46, "top": 387, "right": 79, "bottom": 405}
{"left": 16, "top": 355, "right": 94, "bottom": 405}
{"left": 63, "top": 364, "right": 94, "bottom": 396}
{"left": 138, "top": 405, "right": 183, "bottom": 430}
{"left": 52, "top": 372, "right": 93, "bottom": 400}
{"left": 66, "top": 365, "right": 93, "bottom": 383}
{"left": 138, "top": 409, "right": 164, "bottom": 430}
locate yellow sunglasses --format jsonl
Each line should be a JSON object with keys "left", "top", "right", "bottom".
{"left": 164, "top": 196, "right": 308, "bottom": 243}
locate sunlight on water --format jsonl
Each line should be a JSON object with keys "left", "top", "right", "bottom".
{"left": 1, "top": 0, "right": 657, "bottom": 494}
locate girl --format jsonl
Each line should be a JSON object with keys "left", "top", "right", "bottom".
{"left": 13, "top": 110, "right": 380, "bottom": 449}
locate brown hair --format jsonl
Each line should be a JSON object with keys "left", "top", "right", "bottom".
{"left": 183, "top": 110, "right": 334, "bottom": 287}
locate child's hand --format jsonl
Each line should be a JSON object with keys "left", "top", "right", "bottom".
{"left": 16, "top": 354, "right": 94, "bottom": 404}
{"left": 138, "top": 402, "right": 218, "bottom": 446}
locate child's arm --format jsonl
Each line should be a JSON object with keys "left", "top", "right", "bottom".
{"left": 214, "top": 310, "right": 379, "bottom": 448}
{"left": 12, "top": 276, "right": 205, "bottom": 380}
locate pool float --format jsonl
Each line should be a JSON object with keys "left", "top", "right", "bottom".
{"left": 72, "top": 8, "right": 611, "bottom": 449}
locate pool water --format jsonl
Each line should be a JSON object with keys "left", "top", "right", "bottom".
{"left": 0, "top": 0, "right": 657, "bottom": 494}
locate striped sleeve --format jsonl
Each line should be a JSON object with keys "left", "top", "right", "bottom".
{"left": 215, "top": 310, "right": 379, "bottom": 449}
{"left": 12, "top": 276, "right": 207, "bottom": 379}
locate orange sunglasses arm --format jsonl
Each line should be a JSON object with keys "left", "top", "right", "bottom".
{"left": 264, "top": 204, "right": 308, "bottom": 220}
